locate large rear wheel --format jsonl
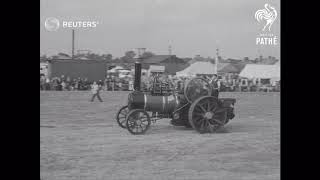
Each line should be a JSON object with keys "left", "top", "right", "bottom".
{"left": 188, "top": 96, "right": 227, "bottom": 133}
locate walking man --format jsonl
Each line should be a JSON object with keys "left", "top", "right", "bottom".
{"left": 90, "top": 81, "right": 103, "bottom": 102}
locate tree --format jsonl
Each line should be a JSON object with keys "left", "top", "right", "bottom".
{"left": 40, "top": 54, "right": 47, "bottom": 61}
{"left": 86, "top": 53, "right": 101, "bottom": 60}
{"left": 120, "top": 51, "right": 136, "bottom": 63}
{"left": 113, "top": 57, "right": 120, "bottom": 62}
{"left": 141, "top": 51, "right": 155, "bottom": 59}
{"left": 124, "top": 51, "right": 136, "bottom": 59}
{"left": 194, "top": 55, "right": 205, "bottom": 61}
{"left": 103, "top": 54, "right": 113, "bottom": 61}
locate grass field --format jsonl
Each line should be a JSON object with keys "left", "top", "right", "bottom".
{"left": 40, "top": 91, "right": 280, "bottom": 180}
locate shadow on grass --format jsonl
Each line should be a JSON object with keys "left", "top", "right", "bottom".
{"left": 146, "top": 123, "right": 233, "bottom": 135}
{"left": 223, "top": 122, "right": 260, "bottom": 133}
{"left": 40, "top": 125, "right": 56, "bottom": 128}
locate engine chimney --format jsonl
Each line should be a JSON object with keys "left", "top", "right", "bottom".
{"left": 134, "top": 62, "right": 142, "bottom": 91}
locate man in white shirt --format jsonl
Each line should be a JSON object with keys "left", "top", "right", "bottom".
{"left": 90, "top": 81, "right": 103, "bottom": 102}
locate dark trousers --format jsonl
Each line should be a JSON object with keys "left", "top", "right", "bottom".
{"left": 90, "top": 93, "right": 103, "bottom": 102}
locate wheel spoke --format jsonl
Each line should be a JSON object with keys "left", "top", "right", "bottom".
{"left": 129, "top": 120, "right": 135, "bottom": 126}
{"left": 194, "top": 118, "right": 200, "bottom": 126}
{"left": 135, "top": 125, "right": 140, "bottom": 132}
{"left": 201, "top": 119, "right": 206, "bottom": 130}
{"left": 119, "top": 114, "right": 126, "bottom": 118}
{"left": 128, "top": 122, "right": 134, "bottom": 128}
{"left": 193, "top": 112, "right": 204, "bottom": 118}
{"left": 211, "top": 118, "right": 223, "bottom": 125}
{"left": 209, "top": 105, "right": 218, "bottom": 112}
{"left": 205, "top": 119, "right": 211, "bottom": 130}
{"left": 140, "top": 117, "right": 148, "bottom": 121}
{"left": 141, "top": 120, "right": 149, "bottom": 124}
{"left": 141, "top": 120, "right": 148, "bottom": 125}
{"left": 200, "top": 119, "right": 205, "bottom": 131}
{"left": 194, "top": 117, "right": 203, "bottom": 124}
{"left": 139, "top": 125, "right": 144, "bottom": 131}
{"left": 203, "top": 120, "right": 209, "bottom": 132}
{"left": 197, "top": 104, "right": 207, "bottom": 113}
{"left": 207, "top": 122, "right": 213, "bottom": 132}
{"left": 208, "top": 122, "right": 218, "bottom": 132}
{"left": 193, "top": 107, "right": 204, "bottom": 114}
{"left": 120, "top": 111, "right": 127, "bottom": 116}
{"left": 207, "top": 102, "right": 211, "bottom": 111}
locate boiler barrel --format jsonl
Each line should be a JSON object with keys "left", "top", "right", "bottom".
{"left": 128, "top": 92, "right": 179, "bottom": 113}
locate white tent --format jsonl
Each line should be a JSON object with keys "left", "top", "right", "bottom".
{"left": 118, "top": 69, "right": 131, "bottom": 73}
{"left": 176, "top": 61, "right": 217, "bottom": 76}
{"left": 131, "top": 68, "right": 148, "bottom": 74}
{"left": 108, "top": 66, "right": 124, "bottom": 73}
{"left": 239, "top": 64, "right": 280, "bottom": 79}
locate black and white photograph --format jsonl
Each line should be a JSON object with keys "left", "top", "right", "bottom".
{"left": 40, "top": 0, "right": 280, "bottom": 179}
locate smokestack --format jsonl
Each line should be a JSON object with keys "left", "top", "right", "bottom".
{"left": 134, "top": 62, "right": 142, "bottom": 91}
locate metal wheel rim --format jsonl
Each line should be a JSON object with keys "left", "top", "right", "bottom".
{"left": 116, "top": 105, "right": 129, "bottom": 128}
{"left": 189, "top": 96, "right": 227, "bottom": 133}
{"left": 126, "top": 109, "right": 151, "bottom": 135}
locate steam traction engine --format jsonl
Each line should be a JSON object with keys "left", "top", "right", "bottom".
{"left": 116, "top": 62, "right": 236, "bottom": 135}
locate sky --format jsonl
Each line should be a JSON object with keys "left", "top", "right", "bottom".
{"left": 40, "top": 0, "right": 280, "bottom": 59}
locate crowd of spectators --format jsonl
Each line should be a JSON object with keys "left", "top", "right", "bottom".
{"left": 40, "top": 74, "right": 280, "bottom": 92}
{"left": 40, "top": 75, "right": 92, "bottom": 91}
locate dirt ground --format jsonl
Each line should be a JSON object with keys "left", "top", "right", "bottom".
{"left": 40, "top": 91, "right": 280, "bottom": 180}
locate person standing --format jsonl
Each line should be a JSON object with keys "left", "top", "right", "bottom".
{"left": 104, "top": 78, "right": 109, "bottom": 91}
{"left": 210, "top": 74, "right": 221, "bottom": 97}
{"left": 61, "top": 81, "right": 66, "bottom": 91}
{"left": 128, "top": 78, "right": 133, "bottom": 91}
{"left": 90, "top": 81, "right": 103, "bottom": 102}
{"left": 40, "top": 76, "right": 45, "bottom": 90}
{"left": 45, "top": 77, "right": 50, "bottom": 90}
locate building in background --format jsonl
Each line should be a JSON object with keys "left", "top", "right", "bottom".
{"left": 148, "top": 65, "right": 165, "bottom": 76}
{"left": 47, "top": 59, "right": 107, "bottom": 82}
{"left": 141, "top": 55, "right": 188, "bottom": 75}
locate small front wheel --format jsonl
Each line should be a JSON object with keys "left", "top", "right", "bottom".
{"left": 126, "top": 109, "right": 151, "bottom": 135}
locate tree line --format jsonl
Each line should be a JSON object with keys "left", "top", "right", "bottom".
{"left": 40, "top": 51, "right": 155, "bottom": 63}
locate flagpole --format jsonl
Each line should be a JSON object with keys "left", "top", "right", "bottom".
{"left": 72, "top": 29, "right": 75, "bottom": 59}
{"left": 215, "top": 48, "right": 219, "bottom": 75}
